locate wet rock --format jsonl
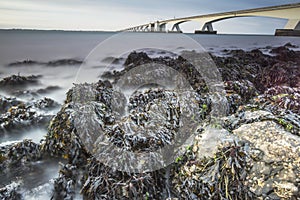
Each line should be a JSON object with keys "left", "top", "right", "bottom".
{"left": 36, "top": 86, "right": 61, "bottom": 94}
{"left": 110, "top": 51, "right": 208, "bottom": 93}
{"left": 0, "top": 96, "right": 22, "bottom": 114}
{"left": 101, "top": 56, "right": 124, "bottom": 64}
{"left": 0, "top": 140, "right": 41, "bottom": 171}
{"left": 6, "top": 140, "right": 41, "bottom": 165}
{"left": 34, "top": 97, "right": 60, "bottom": 110}
{"left": 284, "top": 42, "right": 299, "bottom": 48}
{"left": 12, "top": 86, "right": 61, "bottom": 99}
{"left": 7, "top": 58, "right": 83, "bottom": 67}
{"left": 7, "top": 60, "right": 43, "bottom": 67}
{"left": 256, "top": 63, "right": 300, "bottom": 91}
{"left": 0, "top": 98, "right": 58, "bottom": 134}
{"left": 0, "top": 181, "right": 22, "bottom": 200}
{"left": 52, "top": 164, "right": 79, "bottom": 200}
{"left": 124, "top": 51, "right": 152, "bottom": 68}
{"left": 46, "top": 59, "right": 83, "bottom": 67}
{"left": 0, "top": 74, "right": 41, "bottom": 92}
{"left": 270, "top": 46, "right": 299, "bottom": 62}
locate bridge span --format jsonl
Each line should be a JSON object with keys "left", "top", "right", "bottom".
{"left": 122, "top": 3, "right": 300, "bottom": 36}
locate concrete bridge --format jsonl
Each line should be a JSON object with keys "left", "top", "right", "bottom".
{"left": 122, "top": 3, "right": 300, "bottom": 35}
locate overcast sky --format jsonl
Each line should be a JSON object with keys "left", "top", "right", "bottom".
{"left": 0, "top": 0, "right": 299, "bottom": 34}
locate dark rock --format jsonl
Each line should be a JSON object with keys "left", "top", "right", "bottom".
{"left": 0, "top": 96, "right": 22, "bottom": 114}
{"left": 46, "top": 59, "right": 83, "bottom": 67}
{"left": 7, "top": 60, "right": 43, "bottom": 67}
{"left": 0, "top": 98, "right": 58, "bottom": 134}
{"left": 124, "top": 51, "right": 152, "bottom": 68}
{"left": 270, "top": 46, "right": 299, "bottom": 62}
{"left": 34, "top": 97, "right": 60, "bottom": 110}
{"left": 36, "top": 86, "right": 61, "bottom": 94}
{"left": 0, "top": 74, "right": 41, "bottom": 92}
{"left": 0, "top": 182, "right": 22, "bottom": 200}
{"left": 101, "top": 56, "right": 124, "bottom": 64}
{"left": 12, "top": 86, "right": 61, "bottom": 99}
{"left": 284, "top": 42, "right": 299, "bottom": 48}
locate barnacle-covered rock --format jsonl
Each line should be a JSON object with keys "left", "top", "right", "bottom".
{"left": 232, "top": 120, "right": 300, "bottom": 198}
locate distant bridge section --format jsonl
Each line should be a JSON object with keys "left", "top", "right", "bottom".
{"left": 122, "top": 3, "right": 300, "bottom": 36}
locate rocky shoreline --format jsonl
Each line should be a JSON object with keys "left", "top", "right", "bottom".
{"left": 0, "top": 44, "right": 300, "bottom": 199}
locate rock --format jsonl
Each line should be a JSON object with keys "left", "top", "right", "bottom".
{"left": 36, "top": 86, "right": 61, "bottom": 94}
{"left": 232, "top": 120, "right": 300, "bottom": 199}
{"left": 12, "top": 86, "right": 61, "bottom": 99}
{"left": 33, "top": 97, "right": 60, "bottom": 110}
{"left": 0, "top": 140, "right": 41, "bottom": 171}
{"left": 124, "top": 51, "right": 152, "bottom": 68}
{"left": 270, "top": 46, "right": 300, "bottom": 63}
{"left": 46, "top": 59, "right": 83, "bottom": 67}
{"left": 0, "top": 74, "right": 41, "bottom": 93}
{"left": 7, "top": 58, "right": 83, "bottom": 67}
{"left": 284, "top": 42, "right": 299, "bottom": 48}
{"left": 263, "top": 86, "right": 300, "bottom": 114}
{"left": 7, "top": 60, "right": 43, "bottom": 67}
{"left": 0, "top": 181, "right": 22, "bottom": 200}
{"left": 0, "top": 96, "right": 22, "bottom": 114}
{"left": 101, "top": 56, "right": 124, "bottom": 64}
{"left": 0, "top": 98, "right": 59, "bottom": 134}
{"left": 51, "top": 164, "right": 78, "bottom": 200}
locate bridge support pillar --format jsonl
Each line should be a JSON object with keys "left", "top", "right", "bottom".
{"left": 150, "top": 23, "right": 155, "bottom": 32}
{"left": 276, "top": 19, "right": 300, "bottom": 36}
{"left": 159, "top": 24, "right": 166, "bottom": 32}
{"left": 202, "top": 22, "right": 214, "bottom": 32}
{"left": 171, "top": 24, "right": 182, "bottom": 33}
{"left": 194, "top": 22, "right": 217, "bottom": 34}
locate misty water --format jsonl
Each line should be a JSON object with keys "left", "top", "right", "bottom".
{"left": 0, "top": 29, "right": 300, "bottom": 199}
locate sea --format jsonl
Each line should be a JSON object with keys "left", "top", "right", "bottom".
{"left": 0, "top": 29, "right": 300, "bottom": 199}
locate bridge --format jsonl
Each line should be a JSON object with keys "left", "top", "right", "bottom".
{"left": 122, "top": 3, "right": 300, "bottom": 36}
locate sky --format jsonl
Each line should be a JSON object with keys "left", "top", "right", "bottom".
{"left": 0, "top": 0, "right": 300, "bottom": 34}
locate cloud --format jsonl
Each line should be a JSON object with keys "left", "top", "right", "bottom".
{"left": 0, "top": 0, "right": 298, "bottom": 33}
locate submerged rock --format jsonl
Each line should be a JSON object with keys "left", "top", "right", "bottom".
{"left": 0, "top": 74, "right": 41, "bottom": 92}
{"left": 46, "top": 59, "right": 83, "bottom": 67}
{"left": 0, "top": 96, "right": 22, "bottom": 115}
{"left": 7, "top": 58, "right": 83, "bottom": 67}
{"left": 0, "top": 181, "right": 22, "bottom": 200}
{"left": 7, "top": 60, "right": 43, "bottom": 67}
{"left": 0, "top": 97, "right": 59, "bottom": 134}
